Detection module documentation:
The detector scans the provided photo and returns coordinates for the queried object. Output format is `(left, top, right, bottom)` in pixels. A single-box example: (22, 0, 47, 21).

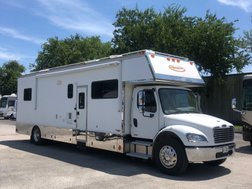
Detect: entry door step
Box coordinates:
(126, 152, 152, 159)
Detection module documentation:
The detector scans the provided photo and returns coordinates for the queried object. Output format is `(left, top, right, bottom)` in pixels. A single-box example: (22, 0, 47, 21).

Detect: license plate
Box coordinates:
(222, 146, 229, 153)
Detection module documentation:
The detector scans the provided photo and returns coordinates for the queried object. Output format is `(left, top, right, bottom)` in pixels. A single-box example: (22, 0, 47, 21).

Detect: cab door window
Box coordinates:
(137, 89, 156, 113)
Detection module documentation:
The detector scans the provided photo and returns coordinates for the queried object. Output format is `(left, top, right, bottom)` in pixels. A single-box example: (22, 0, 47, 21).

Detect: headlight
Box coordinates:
(186, 133, 208, 143)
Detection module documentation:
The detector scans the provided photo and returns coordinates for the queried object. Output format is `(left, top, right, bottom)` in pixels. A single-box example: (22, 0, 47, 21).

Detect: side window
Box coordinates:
(79, 92, 85, 109)
(91, 79, 118, 99)
(68, 84, 73, 99)
(24, 88, 32, 101)
(137, 90, 156, 113)
(8, 100, 15, 106)
(145, 90, 157, 113)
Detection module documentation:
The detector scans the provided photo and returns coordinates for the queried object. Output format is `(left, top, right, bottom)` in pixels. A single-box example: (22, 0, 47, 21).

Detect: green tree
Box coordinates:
(240, 29, 252, 54)
(0, 60, 25, 95)
(112, 5, 250, 77)
(32, 34, 112, 71)
(187, 12, 250, 78)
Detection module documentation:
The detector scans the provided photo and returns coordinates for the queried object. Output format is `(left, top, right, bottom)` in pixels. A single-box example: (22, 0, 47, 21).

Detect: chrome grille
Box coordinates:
(213, 126, 234, 144)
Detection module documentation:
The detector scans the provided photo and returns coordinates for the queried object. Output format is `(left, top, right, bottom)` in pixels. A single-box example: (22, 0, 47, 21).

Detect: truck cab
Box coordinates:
(131, 85, 234, 174)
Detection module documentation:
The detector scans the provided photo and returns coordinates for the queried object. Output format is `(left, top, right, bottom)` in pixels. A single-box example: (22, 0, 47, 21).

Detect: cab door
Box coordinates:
(131, 88, 159, 139)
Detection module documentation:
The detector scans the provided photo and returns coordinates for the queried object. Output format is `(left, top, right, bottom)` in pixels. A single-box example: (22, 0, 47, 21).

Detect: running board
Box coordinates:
(126, 152, 152, 159)
(126, 140, 153, 159)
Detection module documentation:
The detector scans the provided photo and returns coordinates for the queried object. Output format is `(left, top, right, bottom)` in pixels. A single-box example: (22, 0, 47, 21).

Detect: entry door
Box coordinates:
(76, 86, 87, 131)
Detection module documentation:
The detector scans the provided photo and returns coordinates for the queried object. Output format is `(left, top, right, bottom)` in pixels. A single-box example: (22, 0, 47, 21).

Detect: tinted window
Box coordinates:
(68, 84, 73, 99)
(243, 79, 252, 110)
(24, 88, 32, 101)
(92, 79, 118, 99)
(137, 90, 156, 113)
(8, 100, 15, 106)
(0, 97, 7, 108)
(79, 92, 85, 109)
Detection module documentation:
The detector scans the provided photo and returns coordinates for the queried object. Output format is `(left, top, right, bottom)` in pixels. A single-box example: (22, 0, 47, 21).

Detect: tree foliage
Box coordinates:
(112, 6, 250, 77)
(0, 60, 25, 95)
(240, 29, 252, 54)
(32, 34, 111, 71)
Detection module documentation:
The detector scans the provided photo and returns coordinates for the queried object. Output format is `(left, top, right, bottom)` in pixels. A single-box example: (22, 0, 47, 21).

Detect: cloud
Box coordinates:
(35, 0, 113, 38)
(0, 46, 36, 62)
(0, 27, 44, 44)
(0, 48, 22, 61)
(217, 0, 252, 12)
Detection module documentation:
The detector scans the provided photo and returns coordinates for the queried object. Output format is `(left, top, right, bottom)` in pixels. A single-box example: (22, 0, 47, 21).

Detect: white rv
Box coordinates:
(0, 93, 17, 119)
(16, 50, 235, 175)
(232, 74, 252, 146)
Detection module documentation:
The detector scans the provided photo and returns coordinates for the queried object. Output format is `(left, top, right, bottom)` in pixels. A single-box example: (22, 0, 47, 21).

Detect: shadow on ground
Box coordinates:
(0, 139, 231, 180)
(236, 145, 252, 155)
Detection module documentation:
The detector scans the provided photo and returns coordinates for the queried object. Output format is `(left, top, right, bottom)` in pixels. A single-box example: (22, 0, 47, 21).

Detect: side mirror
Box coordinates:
(231, 98, 244, 114)
(231, 98, 237, 109)
(194, 92, 202, 112)
(137, 90, 145, 113)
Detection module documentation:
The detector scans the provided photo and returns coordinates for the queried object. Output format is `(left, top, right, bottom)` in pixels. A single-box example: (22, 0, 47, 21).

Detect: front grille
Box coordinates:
(213, 126, 234, 144)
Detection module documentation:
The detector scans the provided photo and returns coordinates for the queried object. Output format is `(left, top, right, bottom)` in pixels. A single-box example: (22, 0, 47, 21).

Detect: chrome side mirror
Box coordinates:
(137, 90, 145, 113)
(232, 98, 244, 114)
(231, 98, 237, 109)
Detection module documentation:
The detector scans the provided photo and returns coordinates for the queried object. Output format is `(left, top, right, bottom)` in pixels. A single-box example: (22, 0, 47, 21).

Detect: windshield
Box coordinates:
(158, 88, 200, 114)
(0, 97, 7, 108)
(243, 79, 252, 110)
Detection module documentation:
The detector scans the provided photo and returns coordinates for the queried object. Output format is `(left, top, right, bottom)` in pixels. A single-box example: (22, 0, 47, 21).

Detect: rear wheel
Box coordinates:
(154, 137, 188, 175)
(204, 158, 226, 166)
(31, 126, 43, 145)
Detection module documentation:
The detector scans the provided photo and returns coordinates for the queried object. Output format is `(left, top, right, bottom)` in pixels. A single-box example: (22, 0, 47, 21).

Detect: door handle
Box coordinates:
(133, 118, 138, 127)
(77, 111, 80, 115)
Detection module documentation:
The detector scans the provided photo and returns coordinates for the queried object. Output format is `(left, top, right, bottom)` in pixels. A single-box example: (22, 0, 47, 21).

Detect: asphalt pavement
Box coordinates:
(0, 119, 252, 189)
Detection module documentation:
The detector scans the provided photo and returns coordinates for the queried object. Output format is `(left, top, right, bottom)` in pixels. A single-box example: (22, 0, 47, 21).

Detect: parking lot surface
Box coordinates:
(0, 119, 252, 189)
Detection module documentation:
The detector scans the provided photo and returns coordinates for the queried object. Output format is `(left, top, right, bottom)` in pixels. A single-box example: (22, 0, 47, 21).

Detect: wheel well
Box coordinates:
(31, 125, 39, 133)
(152, 131, 184, 156)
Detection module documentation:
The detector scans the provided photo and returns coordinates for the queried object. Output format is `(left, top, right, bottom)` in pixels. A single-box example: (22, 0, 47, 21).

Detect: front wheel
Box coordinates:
(31, 126, 43, 145)
(204, 158, 226, 166)
(154, 137, 188, 175)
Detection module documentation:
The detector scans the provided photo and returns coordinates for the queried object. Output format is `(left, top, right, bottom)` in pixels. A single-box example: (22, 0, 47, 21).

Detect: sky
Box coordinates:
(0, 0, 252, 73)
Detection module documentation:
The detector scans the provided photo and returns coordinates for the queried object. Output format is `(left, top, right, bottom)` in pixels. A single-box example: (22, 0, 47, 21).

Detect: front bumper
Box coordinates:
(185, 143, 235, 163)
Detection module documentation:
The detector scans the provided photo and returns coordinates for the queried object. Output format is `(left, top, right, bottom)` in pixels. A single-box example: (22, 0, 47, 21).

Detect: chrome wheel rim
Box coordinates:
(159, 145, 177, 168)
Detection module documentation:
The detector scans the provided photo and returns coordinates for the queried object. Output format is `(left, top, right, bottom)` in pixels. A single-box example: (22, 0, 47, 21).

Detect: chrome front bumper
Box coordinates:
(185, 143, 235, 162)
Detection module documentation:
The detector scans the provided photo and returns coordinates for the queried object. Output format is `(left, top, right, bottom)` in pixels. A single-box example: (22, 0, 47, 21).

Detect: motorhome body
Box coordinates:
(16, 50, 235, 175)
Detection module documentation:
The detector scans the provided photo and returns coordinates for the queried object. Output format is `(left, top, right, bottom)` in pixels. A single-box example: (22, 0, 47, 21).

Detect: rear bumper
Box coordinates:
(185, 143, 235, 163)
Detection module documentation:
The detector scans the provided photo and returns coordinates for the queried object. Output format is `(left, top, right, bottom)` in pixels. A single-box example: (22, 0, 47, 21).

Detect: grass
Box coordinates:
(234, 125, 242, 133)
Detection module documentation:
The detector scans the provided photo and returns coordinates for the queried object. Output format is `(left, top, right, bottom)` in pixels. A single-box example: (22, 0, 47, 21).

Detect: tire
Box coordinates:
(154, 136, 188, 175)
(204, 158, 226, 166)
(31, 126, 43, 145)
